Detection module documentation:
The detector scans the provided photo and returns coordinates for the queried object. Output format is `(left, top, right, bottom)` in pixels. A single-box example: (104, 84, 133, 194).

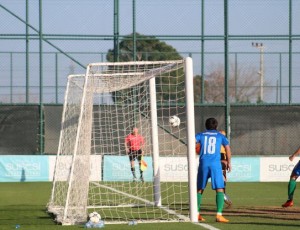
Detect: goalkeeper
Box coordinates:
(125, 127, 145, 182)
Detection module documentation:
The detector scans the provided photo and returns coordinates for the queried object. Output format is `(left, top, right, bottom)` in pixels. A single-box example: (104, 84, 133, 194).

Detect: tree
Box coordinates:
(195, 63, 264, 104)
(106, 33, 185, 103)
(106, 33, 182, 62)
(193, 75, 205, 103)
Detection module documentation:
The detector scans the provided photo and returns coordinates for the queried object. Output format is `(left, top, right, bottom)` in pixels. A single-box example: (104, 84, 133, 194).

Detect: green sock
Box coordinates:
(197, 193, 202, 212)
(288, 179, 296, 200)
(216, 192, 224, 214)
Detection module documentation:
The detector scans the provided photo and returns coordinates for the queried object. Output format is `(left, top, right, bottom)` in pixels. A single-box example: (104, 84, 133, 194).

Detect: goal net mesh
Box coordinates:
(47, 60, 191, 225)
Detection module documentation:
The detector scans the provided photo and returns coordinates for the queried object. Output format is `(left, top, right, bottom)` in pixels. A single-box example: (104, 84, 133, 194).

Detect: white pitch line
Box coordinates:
(194, 222, 221, 230)
(91, 182, 188, 220)
(91, 182, 221, 230)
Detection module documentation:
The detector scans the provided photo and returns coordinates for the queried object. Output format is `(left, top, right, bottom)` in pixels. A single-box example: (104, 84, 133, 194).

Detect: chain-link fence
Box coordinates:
(0, 0, 299, 154)
(1, 105, 300, 156)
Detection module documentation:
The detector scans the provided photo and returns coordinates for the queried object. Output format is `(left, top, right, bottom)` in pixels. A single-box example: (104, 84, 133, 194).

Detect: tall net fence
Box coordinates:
(1, 105, 300, 156)
(0, 0, 299, 104)
(0, 0, 300, 155)
(194, 105, 300, 156)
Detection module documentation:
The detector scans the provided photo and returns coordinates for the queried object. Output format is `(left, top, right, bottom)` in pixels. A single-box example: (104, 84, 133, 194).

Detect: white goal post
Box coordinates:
(47, 57, 197, 225)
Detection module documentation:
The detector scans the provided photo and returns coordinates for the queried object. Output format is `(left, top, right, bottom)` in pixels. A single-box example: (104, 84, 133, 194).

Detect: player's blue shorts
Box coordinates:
(292, 161, 300, 176)
(197, 160, 224, 190)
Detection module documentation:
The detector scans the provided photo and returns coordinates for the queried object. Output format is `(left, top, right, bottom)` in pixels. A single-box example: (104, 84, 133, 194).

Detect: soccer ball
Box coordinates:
(169, 115, 180, 127)
(88, 211, 101, 224)
(85, 211, 104, 228)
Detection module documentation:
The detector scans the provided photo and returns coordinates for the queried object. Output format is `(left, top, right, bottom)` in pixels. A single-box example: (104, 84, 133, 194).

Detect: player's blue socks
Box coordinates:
(216, 192, 225, 214)
(197, 193, 202, 212)
(288, 179, 296, 200)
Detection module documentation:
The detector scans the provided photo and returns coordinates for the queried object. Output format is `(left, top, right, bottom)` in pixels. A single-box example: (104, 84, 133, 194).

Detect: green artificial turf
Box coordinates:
(0, 182, 300, 230)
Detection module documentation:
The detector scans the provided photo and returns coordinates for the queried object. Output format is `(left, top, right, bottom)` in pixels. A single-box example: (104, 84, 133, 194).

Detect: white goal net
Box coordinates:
(47, 58, 197, 225)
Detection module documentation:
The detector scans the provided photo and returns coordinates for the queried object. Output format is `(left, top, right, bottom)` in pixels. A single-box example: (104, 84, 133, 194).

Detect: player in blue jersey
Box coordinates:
(282, 146, 300, 207)
(195, 118, 232, 223)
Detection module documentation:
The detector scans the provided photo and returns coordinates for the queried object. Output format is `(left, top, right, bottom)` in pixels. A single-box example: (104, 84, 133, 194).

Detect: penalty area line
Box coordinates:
(194, 222, 221, 230)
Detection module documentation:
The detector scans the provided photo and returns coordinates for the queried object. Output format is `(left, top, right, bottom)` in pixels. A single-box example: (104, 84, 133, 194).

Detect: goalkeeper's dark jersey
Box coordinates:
(221, 144, 227, 161)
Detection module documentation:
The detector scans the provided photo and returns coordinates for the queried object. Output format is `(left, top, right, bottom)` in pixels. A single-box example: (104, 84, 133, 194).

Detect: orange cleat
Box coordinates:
(282, 200, 293, 208)
(198, 214, 205, 222)
(216, 215, 229, 223)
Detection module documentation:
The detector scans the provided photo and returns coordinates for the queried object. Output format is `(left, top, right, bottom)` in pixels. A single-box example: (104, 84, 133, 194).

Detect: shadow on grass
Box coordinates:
(201, 204, 300, 227)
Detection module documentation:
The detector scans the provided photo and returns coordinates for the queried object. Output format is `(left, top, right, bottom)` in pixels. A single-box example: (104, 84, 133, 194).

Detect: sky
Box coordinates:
(0, 0, 299, 103)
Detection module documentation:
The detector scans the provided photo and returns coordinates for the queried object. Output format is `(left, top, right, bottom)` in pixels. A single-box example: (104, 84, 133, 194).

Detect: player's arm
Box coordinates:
(195, 137, 201, 155)
(141, 137, 145, 155)
(125, 143, 129, 153)
(195, 143, 201, 155)
(289, 146, 300, 161)
(224, 145, 232, 172)
(125, 137, 129, 154)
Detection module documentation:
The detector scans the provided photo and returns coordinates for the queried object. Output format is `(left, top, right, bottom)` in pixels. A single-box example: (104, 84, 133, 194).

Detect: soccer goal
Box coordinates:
(47, 58, 197, 225)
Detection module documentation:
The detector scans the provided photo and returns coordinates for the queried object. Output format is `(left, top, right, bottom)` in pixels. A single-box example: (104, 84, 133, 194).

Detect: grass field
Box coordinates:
(1, 182, 300, 230)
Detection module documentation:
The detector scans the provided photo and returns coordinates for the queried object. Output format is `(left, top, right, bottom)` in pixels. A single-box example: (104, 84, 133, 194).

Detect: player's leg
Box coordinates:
(211, 163, 229, 223)
(129, 151, 137, 181)
(137, 150, 144, 182)
(282, 161, 300, 207)
(215, 189, 229, 223)
(196, 164, 209, 222)
(221, 161, 227, 192)
(282, 175, 297, 207)
(222, 161, 232, 207)
(282, 174, 298, 207)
